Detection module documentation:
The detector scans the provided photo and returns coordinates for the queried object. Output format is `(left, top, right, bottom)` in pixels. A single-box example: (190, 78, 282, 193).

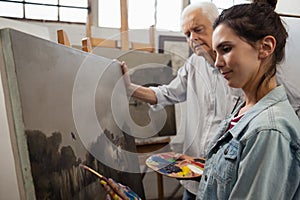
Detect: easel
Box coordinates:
(57, 29, 71, 47)
(82, 0, 155, 53)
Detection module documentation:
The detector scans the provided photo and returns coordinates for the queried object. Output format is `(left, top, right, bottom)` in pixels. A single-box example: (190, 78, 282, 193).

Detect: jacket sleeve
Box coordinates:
(229, 129, 298, 200)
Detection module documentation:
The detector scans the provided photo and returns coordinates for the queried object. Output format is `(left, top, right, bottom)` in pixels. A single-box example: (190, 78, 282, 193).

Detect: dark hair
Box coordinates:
(213, 2, 288, 95)
(251, 0, 277, 9)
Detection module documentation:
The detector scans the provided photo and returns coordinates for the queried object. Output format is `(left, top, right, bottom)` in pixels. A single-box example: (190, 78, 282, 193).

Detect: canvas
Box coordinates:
(0, 28, 145, 199)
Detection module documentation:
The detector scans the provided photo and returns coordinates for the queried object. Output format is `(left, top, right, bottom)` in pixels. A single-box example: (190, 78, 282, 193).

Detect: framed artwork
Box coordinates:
(158, 35, 192, 73)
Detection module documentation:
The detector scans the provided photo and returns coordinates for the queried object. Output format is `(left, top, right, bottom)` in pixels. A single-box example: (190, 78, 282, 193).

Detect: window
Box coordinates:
(99, 0, 156, 29)
(98, 0, 120, 28)
(0, 0, 23, 18)
(98, 0, 251, 32)
(99, 0, 181, 31)
(0, 0, 88, 23)
(156, 0, 182, 31)
(191, 0, 250, 11)
(0, 0, 252, 29)
(128, 0, 155, 29)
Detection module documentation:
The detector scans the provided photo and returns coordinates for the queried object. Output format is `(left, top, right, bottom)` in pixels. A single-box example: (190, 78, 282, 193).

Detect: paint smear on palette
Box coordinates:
(146, 152, 205, 179)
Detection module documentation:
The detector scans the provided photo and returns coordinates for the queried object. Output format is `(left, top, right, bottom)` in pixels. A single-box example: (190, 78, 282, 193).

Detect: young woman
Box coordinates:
(197, 2, 300, 200)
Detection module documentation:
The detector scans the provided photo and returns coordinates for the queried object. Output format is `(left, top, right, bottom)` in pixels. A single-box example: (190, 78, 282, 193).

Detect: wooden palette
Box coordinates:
(146, 152, 205, 179)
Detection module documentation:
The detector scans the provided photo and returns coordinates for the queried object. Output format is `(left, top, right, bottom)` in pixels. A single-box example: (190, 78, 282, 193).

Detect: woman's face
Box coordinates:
(212, 24, 262, 91)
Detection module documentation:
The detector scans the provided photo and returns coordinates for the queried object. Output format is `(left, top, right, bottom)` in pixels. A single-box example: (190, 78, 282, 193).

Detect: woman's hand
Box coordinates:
(103, 178, 141, 200)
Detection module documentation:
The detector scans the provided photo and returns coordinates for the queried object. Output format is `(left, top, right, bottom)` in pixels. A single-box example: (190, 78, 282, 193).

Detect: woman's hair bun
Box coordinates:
(252, 0, 277, 9)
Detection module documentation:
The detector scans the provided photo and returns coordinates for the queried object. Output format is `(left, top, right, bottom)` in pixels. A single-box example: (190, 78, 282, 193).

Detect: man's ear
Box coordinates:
(258, 35, 276, 59)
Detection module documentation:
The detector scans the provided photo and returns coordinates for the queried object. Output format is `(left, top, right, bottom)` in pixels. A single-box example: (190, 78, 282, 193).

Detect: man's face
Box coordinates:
(182, 9, 215, 59)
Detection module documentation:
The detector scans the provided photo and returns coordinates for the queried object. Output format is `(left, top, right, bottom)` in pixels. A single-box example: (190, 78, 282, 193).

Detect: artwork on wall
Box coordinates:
(158, 35, 192, 73)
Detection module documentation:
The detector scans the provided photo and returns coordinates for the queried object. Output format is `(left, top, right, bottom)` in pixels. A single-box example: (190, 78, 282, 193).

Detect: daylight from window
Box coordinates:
(0, 0, 88, 22)
(0, 0, 250, 31)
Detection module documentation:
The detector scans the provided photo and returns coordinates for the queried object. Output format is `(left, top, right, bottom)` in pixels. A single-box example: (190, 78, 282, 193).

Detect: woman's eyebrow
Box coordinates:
(215, 41, 225, 51)
(216, 41, 231, 50)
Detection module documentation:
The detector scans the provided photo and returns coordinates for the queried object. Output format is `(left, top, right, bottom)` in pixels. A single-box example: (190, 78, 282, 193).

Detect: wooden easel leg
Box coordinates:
(157, 173, 164, 200)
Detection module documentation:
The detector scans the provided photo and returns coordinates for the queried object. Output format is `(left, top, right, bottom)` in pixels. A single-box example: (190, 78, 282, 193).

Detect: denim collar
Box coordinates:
(229, 85, 287, 139)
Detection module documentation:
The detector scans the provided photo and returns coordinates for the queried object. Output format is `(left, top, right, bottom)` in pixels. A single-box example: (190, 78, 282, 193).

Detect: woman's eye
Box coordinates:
(222, 46, 232, 53)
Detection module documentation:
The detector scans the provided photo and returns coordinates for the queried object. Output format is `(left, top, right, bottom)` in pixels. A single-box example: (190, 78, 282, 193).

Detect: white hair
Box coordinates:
(180, 1, 219, 27)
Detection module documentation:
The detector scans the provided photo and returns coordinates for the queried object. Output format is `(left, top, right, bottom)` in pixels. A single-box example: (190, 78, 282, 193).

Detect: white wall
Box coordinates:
(277, 17, 300, 117)
(0, 68, 20, 200)
(277, 0, 300, 16)
(0, 17, 50, 40)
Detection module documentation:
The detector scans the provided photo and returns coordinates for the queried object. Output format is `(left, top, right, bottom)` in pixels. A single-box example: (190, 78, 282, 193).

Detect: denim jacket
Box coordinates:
(197, 86, 300, 200)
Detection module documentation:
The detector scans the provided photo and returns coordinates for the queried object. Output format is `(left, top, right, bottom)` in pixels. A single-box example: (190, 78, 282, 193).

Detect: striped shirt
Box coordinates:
(228, 114, 244, 130)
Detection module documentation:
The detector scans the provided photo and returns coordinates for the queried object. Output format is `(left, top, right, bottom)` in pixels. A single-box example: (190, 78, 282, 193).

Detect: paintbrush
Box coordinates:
(80, 164, 124, 200)
(80, 164, 108, 181)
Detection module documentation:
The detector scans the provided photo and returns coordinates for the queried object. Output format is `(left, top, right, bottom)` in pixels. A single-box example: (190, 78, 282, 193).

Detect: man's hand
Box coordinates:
(120, 61, 140, 96)
(121, 61, 132, 88)
(119, 60, 157, 104)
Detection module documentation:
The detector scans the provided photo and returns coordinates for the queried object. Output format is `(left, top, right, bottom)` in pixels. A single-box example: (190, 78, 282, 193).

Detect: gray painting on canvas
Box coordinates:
(0, 28, 145, 199)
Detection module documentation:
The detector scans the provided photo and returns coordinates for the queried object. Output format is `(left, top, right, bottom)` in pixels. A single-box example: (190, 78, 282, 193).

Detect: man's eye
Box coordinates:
(193, 28, 203, 33)
(185, 32, 191, 38)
